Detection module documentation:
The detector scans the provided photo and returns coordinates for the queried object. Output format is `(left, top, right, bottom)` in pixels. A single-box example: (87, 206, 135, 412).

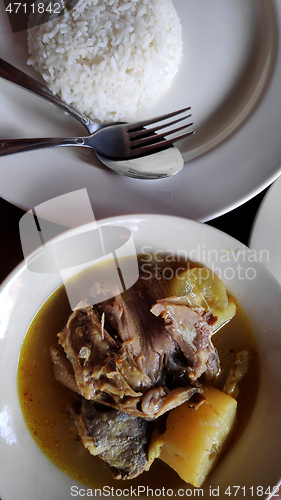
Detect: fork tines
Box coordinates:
(127, 107, 194, 153)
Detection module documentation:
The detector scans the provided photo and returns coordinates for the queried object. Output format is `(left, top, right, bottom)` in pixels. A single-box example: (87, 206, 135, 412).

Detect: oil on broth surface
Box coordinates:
(17, 259, 259, 490)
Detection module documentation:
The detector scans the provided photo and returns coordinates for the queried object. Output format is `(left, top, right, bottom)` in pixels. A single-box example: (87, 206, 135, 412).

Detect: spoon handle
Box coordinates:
(0, 58, 101, 134)
(0, 137, 89, 156)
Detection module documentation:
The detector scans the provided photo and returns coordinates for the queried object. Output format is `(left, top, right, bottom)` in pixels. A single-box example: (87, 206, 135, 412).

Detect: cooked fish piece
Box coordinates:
(53, 275, 220, 419)
(50, 345, 80, 395)
(69, 399, 157, 480)
(57, 306, 145, 402)
(98, 285, 180, 387)
(150, 301, 219, 380)
(53, 303, 203, 418)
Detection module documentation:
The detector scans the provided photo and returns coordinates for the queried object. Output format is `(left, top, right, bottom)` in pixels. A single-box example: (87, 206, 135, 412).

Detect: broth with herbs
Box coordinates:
(18, 255, 259, 490)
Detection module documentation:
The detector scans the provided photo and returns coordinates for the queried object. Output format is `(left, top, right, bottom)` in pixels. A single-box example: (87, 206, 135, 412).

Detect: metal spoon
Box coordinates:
(0, 58, 184, 179)
(96, 148, 183, 179)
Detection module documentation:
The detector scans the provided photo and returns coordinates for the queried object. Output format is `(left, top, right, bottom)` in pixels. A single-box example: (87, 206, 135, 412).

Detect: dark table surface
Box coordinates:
(0, 187, 268, 285)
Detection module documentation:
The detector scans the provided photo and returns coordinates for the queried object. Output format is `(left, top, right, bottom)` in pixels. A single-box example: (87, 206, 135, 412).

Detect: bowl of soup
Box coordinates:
(0, 214, 281, 500)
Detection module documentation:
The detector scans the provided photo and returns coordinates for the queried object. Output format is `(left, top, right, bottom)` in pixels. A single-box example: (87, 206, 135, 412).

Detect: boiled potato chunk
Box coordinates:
(160, 386, 237, 487)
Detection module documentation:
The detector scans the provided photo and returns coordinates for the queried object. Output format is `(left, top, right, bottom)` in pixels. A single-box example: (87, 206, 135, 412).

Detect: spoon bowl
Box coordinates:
(96, 147, 184, 179)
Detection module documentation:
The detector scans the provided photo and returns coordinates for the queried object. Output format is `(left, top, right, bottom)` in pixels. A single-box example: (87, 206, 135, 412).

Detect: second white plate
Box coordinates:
(249, 175, 281, 284)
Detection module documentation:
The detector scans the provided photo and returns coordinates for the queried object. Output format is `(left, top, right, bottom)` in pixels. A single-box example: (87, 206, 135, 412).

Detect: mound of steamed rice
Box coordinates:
(27, 0, 182, 123)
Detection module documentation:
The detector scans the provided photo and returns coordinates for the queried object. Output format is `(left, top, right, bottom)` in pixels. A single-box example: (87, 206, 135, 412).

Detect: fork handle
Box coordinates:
(0, 137, 88, 156)
(0, 58, 100, 134)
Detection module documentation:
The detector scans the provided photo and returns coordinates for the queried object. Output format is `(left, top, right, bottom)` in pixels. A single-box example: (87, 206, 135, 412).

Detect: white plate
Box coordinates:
(1, 214, 281, 500)
(249, 175, 281, 283)
(0, 0, 280, 221)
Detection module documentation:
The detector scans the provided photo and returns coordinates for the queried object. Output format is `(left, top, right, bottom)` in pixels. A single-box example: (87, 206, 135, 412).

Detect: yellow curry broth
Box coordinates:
(17, 259, 259, 489)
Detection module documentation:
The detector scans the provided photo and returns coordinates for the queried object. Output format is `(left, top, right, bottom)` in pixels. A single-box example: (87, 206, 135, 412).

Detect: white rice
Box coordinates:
(27, 0, 182, 122)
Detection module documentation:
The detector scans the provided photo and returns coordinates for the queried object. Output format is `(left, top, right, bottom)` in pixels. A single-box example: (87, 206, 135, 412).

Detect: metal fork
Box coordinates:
(0, 107, 193, 160)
